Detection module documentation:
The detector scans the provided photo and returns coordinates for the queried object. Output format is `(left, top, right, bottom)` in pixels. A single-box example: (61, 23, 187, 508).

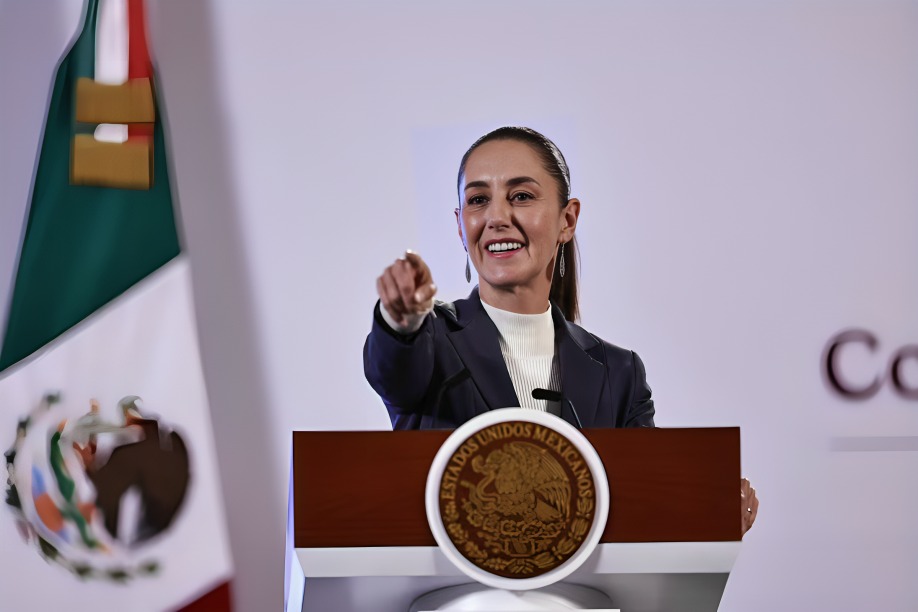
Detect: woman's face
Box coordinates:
(457, 139, 579, 308)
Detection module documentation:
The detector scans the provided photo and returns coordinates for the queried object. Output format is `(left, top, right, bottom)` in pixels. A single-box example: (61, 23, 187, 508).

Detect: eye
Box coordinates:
(467, 194, 489, 206)
(510, 191, 534, 202)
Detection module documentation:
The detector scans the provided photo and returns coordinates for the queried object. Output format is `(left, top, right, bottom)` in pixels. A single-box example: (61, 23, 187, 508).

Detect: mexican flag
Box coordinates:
(0, 0, 233, 609)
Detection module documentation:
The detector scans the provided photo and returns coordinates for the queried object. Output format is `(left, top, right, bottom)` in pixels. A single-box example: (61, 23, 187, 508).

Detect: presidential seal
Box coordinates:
(426, 409, 609, 590)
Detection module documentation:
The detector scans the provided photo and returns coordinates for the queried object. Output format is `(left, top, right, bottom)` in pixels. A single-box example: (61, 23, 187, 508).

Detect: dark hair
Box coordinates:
(457, 126, 580, 322)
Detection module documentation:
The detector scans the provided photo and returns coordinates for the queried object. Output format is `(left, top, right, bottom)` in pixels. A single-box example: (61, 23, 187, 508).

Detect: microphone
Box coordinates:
(531, 388, 561, 402)
(531, 388, 583, 429)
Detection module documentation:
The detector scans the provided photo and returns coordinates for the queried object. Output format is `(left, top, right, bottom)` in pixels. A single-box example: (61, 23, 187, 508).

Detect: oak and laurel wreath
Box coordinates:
(4, 393, 160, 582)
(441, 485, 596, 575)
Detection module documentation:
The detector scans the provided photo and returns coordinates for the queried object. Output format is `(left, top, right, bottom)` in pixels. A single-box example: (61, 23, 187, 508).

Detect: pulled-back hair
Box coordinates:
(457, 126, 580, 322)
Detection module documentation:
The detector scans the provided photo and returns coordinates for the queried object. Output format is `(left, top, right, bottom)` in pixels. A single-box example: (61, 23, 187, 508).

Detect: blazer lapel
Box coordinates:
(554, 308, 604, 428)
(445, 289, 520, 412)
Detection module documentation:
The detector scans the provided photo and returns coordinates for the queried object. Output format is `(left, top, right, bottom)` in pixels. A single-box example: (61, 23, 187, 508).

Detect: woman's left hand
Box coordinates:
(741, 478, 758, 535)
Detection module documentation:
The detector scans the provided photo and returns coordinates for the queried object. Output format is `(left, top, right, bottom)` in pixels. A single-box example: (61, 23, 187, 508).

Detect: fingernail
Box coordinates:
(414, 291, 423, 303)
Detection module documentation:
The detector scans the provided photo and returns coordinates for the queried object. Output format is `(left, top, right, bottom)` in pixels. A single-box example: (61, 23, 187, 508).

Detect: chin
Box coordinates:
(479, 274, 531, 291)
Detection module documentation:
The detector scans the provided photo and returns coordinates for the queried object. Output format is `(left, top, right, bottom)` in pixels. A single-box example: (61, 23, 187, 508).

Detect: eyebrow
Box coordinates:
(463, 176, 541, 191)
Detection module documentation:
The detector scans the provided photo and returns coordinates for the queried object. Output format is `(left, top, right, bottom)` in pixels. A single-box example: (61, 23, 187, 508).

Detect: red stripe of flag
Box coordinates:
(127, 0, 153, 144)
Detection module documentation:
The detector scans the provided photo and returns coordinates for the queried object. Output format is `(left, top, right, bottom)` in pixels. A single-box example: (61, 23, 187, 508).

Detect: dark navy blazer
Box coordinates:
(363, 288, 655, 430)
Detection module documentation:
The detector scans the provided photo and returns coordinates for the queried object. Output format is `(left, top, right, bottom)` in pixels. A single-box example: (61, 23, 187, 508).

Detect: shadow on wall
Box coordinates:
(151, 1, 283, 609)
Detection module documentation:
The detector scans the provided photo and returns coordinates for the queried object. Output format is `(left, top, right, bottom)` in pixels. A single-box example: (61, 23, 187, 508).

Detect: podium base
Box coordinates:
(409, 582, 618, 611)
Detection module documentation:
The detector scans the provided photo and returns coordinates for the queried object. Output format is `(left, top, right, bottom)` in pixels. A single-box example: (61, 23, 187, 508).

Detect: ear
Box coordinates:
(455, 207, 467, 251)
(559, 198, 580, 243)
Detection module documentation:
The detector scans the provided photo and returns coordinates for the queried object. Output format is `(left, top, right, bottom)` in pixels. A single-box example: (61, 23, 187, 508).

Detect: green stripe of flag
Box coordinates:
(0, 0, 180, 372)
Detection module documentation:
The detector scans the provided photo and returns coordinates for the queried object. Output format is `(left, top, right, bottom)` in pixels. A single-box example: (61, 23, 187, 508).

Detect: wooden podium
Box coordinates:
(288, 427, 742, 612)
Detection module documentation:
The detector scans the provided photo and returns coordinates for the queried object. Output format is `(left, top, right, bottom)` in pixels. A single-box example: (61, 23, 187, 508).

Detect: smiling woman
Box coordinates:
(364, 125, 757, 533)
(456, 129, 580, 321)
(364, 126, 654, 432)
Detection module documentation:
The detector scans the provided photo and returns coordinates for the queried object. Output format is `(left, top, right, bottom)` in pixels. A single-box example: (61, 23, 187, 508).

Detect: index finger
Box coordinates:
(403, 250, 432, 283)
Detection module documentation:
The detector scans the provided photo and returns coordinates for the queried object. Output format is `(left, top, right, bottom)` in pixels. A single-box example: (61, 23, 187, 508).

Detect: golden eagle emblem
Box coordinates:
(439, 421, 596, 578)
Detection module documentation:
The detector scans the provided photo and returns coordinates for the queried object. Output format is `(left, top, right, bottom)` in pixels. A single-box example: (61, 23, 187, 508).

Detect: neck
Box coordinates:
(478, 282, 550, 315)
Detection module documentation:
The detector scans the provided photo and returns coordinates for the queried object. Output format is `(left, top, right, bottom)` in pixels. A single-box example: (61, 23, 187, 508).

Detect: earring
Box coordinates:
(559, 243, 566, 278)
(465, 254, 471, 283)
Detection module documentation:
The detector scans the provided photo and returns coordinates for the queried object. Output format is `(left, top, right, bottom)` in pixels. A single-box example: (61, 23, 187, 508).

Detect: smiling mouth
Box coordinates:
(486, 242, 524, 253)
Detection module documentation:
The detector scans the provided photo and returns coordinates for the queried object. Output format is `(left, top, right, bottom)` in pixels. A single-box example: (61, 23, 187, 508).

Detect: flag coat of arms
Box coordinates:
(0, 0, 233, 609)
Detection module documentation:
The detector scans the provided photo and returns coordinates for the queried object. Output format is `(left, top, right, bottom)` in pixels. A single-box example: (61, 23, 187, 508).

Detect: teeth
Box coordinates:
(488, 242, 522, 252)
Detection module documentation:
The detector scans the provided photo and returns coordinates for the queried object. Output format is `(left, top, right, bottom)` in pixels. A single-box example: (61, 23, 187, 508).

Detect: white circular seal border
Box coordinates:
(425, 408, 610, 591)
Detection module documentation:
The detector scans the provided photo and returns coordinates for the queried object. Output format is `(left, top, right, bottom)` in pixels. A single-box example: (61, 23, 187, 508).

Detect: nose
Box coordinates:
(486, 197, 512, 230)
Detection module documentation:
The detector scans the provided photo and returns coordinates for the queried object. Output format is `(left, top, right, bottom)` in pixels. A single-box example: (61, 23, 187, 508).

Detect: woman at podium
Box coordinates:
(364, 126, 758, 533)
(364, 126, 654, 432)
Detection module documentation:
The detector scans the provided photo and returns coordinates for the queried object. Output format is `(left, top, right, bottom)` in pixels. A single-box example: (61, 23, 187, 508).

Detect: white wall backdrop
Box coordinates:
(2, 1, 917, 610)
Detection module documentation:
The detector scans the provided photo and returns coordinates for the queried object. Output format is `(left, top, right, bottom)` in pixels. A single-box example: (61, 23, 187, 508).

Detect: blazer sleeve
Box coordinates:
(624, 351, 656, 427)
(363, 301, 435, 419)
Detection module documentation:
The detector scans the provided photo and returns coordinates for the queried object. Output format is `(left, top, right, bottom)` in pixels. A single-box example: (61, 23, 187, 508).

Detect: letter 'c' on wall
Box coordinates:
(823, 330, 882, 399)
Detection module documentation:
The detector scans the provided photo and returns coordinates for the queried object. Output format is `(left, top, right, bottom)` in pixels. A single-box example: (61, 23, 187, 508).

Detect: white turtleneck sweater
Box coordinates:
(380, 299, 562, 413)
(480, 301, 561, 413)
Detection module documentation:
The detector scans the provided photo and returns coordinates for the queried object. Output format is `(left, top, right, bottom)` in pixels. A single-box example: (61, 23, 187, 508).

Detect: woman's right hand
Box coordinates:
(376, 250, 437, 333)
